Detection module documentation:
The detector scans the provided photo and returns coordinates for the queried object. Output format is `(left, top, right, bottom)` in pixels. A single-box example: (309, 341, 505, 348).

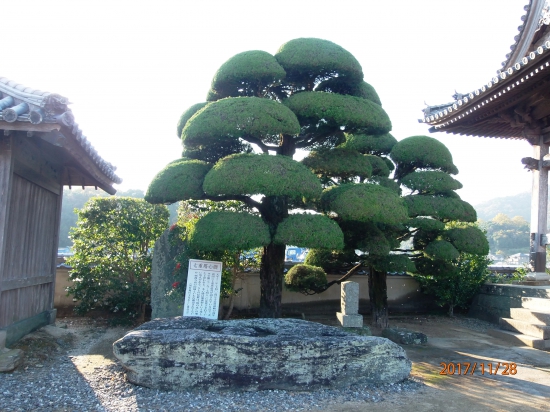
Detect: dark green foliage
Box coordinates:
(406, 217, 446, 232)
(371, 254, 416, 273)
(341, 133, 396, 155)
(66, 198, 169, 320)
(365, 154, 391, 177)
(284, 92, 391, 134)
(188, 211, 271, 251)
(284, 264, 327, 294)
(322, 183, 409, 225)
(370, 176, 401, 193)
(275, 38, 363, 84)
(273, 213, 344, 249)
(356, 224, 391, 256)
(401, 171, 463, 195)
(181, 138, 253, 163)
(415, 257, 458, 277)
(444, 226, 489, 255)
(391, 135, 459, 179)
(203, 153, 322, 199)
(210, 50, 286, 99)
(317, 79, 382, 105)
(182, 97, 301, 146)
(177, 102, 208, 138)
(304, 248, 358, 273)
(415, 253, 491, 316)
(302, 148, 372, 179)
(424, 240, 460, 261)
(405, 195, 477, 222)
(145, 159, 211, 204)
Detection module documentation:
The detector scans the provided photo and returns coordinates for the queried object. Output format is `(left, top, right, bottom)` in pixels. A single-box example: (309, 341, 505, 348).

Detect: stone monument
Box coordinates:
(336, 281, 363, 327)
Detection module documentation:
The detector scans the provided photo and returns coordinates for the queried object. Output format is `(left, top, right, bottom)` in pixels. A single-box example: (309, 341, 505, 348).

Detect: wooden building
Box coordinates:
(0, 77, 121, 345)
(421, 0, 550, 281)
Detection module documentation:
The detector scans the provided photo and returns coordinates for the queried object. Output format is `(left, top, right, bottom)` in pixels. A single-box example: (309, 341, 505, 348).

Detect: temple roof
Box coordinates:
(0, 77, 121, 194)
(420, 0, 550, 141)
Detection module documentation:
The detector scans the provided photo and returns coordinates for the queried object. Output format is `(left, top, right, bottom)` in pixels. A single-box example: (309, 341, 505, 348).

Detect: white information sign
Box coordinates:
(183, 259, 223, 319)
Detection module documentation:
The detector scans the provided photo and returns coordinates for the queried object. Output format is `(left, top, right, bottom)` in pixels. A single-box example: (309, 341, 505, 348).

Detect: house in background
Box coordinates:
(0, 77, 121, 346)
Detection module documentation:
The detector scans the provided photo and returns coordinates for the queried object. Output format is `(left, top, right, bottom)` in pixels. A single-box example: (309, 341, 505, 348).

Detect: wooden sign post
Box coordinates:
(183, 259, 223, 319)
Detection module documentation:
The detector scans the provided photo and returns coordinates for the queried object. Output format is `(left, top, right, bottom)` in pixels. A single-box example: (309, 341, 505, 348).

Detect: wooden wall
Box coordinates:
(0, 134, 62, 329)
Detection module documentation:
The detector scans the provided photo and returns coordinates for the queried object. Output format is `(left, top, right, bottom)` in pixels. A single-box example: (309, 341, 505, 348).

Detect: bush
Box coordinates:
(414, 253, 491, 316)
(284, 264, 327, 294)
(66, 197, 169, 322)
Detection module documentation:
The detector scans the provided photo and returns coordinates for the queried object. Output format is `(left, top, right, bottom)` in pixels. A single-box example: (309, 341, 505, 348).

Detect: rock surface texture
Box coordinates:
(113, 317, 411, 391)
(382, 327, 428, 345)
(150, 229, 183, 319)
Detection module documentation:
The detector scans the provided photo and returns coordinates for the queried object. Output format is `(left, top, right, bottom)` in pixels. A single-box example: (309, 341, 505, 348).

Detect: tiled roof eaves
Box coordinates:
(419, 40, 550, 132)
(500, 0, 537, 70)
(0, 77, 122, 185)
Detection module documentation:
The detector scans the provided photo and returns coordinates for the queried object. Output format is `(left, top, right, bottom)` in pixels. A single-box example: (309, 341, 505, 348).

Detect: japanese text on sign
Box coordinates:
(183, 259, 222, 320)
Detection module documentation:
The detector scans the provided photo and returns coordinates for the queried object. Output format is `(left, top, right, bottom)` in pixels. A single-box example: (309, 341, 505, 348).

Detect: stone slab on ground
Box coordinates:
(0, 349, 24, 372)
(382, 327, 428, 345)
(113, 317, 411, 391)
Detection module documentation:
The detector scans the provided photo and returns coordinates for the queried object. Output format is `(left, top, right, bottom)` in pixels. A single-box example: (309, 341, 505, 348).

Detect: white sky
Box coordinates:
(2, 0, 533, 205)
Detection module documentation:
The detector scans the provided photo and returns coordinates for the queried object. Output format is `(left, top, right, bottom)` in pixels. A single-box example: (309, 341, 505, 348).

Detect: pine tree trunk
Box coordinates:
(368, 267, 389, 328)
(259, 243, 285, 318)
(258, 195, 288, 318)
(223, 255, 240, 320)
(448, 304, 454, 317)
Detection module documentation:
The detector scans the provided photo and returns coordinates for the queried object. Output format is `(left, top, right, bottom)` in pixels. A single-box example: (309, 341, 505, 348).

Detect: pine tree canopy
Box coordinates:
(444, 226, 489, 255)
(203, 153, 322, 199)
(284, 91, 391, 133)
(182, 97, 301, 146)
(145, 159, 211, 204)
(400, 171, 463, 195)
(188, 211, 271, 251)
(209, 50, 286, 99)
(177, 102, 208, 138)
(391, 135, 459, 179)
(316, 79, 382, 105)
(301, 148, 372, 179)
(321, 183, 409, 225)
(341, 132, 397, 155)
(404, 195, 477, 222)
(273, 214, 344, 249)
(424, 240, 460, 261)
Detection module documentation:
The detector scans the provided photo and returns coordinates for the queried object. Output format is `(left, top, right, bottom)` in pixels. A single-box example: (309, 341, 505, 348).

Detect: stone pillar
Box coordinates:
(336, 281, 363, 327)
(528, 136, 550, 282)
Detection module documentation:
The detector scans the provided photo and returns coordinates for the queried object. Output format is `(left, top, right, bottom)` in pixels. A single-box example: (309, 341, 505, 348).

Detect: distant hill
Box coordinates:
(474, 192, 531, 222)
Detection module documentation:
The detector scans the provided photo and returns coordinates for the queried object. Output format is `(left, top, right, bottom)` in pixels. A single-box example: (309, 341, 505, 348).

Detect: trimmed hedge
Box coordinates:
(177, 102, 208, 138)
(444, 226, 489, 255)
(284, 264, 327, 293)
(404, 195, 477, 222)
(424, 240, 460, 261)
(401, 171, 463, 194)
(341, 132, 397, 155)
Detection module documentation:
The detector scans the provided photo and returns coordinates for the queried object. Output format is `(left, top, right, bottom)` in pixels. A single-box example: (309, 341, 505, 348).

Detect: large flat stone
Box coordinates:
(113, 317, 411, 391)
(0, 349, 24, 372)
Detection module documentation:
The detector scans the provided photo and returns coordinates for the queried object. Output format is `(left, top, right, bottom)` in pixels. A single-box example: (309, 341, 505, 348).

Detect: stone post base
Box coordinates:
(337, 312, 363, 328)
(524, 272, 550, 281)
(520, 272, 550, 286)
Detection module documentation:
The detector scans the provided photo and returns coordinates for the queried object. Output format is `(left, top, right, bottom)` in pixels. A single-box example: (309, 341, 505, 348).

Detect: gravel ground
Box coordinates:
(0, 315, 493, 412)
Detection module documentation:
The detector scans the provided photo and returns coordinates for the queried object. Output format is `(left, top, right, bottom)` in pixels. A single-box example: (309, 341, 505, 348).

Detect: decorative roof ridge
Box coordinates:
(500, 0, 547, 71)
(0, 76, 122, 185)
(420, 39, 550, 126)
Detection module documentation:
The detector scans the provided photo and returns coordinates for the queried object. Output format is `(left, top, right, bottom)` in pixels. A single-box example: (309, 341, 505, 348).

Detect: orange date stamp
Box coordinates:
(439, 362, 517, 376)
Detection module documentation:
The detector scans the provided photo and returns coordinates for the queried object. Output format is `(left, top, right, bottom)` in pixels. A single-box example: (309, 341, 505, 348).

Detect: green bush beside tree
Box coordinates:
(66, 197, 169, 322)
